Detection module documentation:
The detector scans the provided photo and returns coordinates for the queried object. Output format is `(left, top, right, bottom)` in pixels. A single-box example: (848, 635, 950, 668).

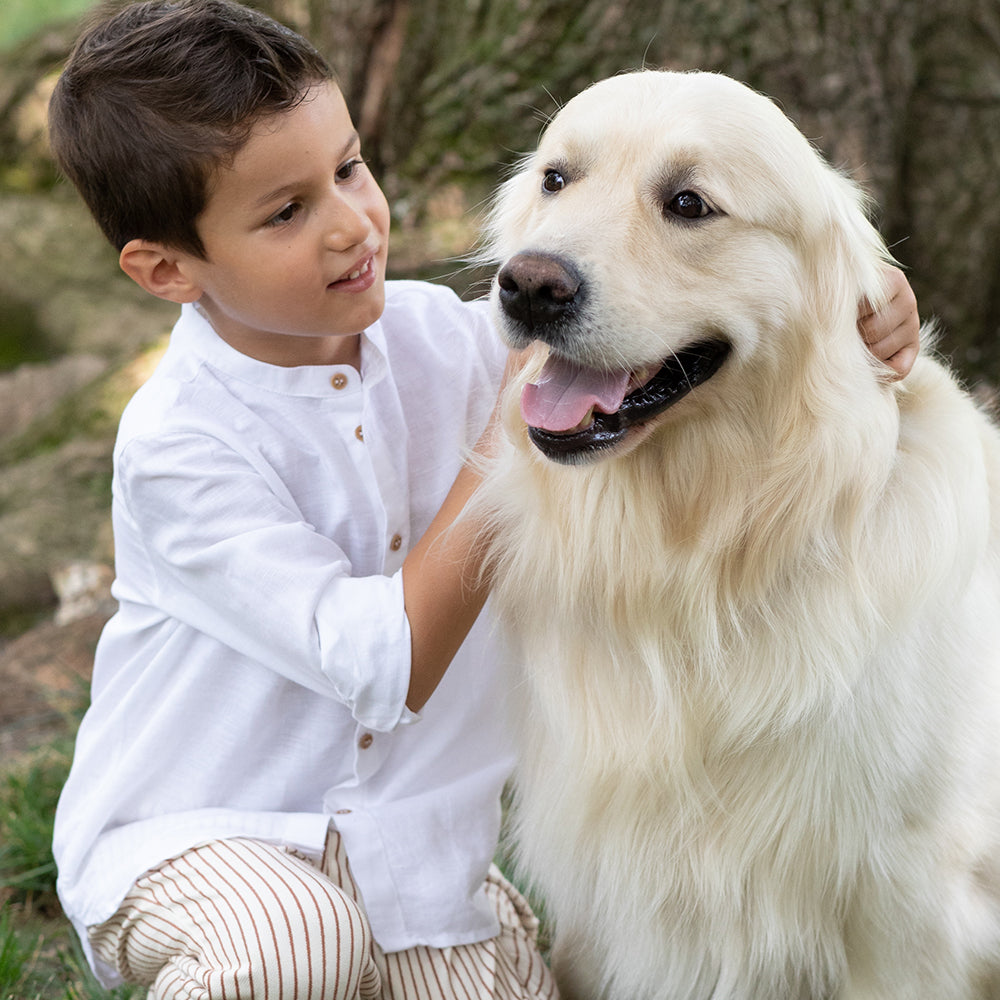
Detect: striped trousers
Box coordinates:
(88, 828, 559, 1000)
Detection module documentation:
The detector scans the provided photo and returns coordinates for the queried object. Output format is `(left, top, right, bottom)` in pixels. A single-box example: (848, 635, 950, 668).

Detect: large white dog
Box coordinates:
(476, 70, 1000, 1000)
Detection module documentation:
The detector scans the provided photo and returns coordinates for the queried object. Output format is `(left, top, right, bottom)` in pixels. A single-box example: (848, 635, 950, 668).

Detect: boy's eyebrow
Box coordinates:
(253, 131, 361, 209)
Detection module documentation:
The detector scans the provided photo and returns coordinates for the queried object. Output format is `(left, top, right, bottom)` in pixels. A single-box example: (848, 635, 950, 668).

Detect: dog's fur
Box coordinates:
(476, 70, 1000, 999)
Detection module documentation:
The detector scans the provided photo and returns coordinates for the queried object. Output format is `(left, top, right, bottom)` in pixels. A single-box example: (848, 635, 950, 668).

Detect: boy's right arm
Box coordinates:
(401, 344, 530, 711)
(400, 347, 518, 711)
(118, 355, 512, 726)
(400, 446, 492, 713)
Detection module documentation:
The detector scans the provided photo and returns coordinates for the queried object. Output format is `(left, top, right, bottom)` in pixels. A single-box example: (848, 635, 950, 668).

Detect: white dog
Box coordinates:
(476, 70, 1000, 1000)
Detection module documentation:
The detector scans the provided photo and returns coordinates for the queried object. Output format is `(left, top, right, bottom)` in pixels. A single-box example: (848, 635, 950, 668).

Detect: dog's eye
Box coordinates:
(542, 169, 566, 193)
(665, 191, 712, 220)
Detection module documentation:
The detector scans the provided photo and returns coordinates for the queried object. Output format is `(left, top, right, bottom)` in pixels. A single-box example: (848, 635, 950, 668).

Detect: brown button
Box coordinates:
(389, 533, 403, 551)
(334, 808, 352, 815)
(358, 733, 373, 750)
(354, 425, 364, 441)
(330, 373, 348, 389)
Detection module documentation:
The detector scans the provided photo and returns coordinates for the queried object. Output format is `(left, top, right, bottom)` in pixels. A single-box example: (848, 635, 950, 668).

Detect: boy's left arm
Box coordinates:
(859, 266, 920, 379)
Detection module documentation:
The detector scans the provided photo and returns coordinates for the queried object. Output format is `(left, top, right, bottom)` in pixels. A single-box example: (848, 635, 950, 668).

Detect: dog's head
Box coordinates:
(486, 70, 894, 464)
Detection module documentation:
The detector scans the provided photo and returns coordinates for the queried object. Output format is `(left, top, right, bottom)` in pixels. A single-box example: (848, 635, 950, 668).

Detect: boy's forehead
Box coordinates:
(246, 80, 351, 149)
(209, 82, 356, 203)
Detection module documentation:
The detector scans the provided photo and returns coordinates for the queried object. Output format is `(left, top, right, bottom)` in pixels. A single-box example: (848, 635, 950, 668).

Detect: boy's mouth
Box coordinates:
(330, 254, 376, 288)
(345, 259, 371, 281)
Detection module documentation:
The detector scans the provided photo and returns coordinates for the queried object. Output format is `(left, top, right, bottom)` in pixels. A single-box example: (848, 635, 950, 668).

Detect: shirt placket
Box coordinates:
(358, 374, 409, 577)
(330, 361, 406, 791)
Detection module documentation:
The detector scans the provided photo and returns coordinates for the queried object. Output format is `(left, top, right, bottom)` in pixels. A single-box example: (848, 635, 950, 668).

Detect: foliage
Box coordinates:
(0, 903, 137, 999)
(0, 905, 32, 998)
(0, 298, 54, 371)
(0, 749, 67, 905)
(0, 730, 138, 998)
(0, 0, 95, 51)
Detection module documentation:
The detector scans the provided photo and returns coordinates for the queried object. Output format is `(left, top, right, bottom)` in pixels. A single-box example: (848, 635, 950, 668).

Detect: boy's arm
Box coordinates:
(401, 455, 491, 712)
(401, 365, 510, 713)
(860, 266, 919, 379)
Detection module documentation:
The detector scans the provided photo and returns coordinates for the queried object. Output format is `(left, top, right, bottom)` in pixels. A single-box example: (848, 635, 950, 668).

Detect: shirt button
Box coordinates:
(334, 808, 352, 815)
(354, 425, 364, 441)
(330, 373, 348, 390)
(358, 733, 373, 750)
(389, 533, 402, 551)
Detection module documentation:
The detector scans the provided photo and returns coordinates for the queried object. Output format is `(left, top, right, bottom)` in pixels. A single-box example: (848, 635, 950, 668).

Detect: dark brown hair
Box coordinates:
(48, 0, 333, 257)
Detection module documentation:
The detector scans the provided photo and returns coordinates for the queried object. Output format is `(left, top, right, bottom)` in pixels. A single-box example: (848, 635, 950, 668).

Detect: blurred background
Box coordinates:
(1, 0, 998, 996)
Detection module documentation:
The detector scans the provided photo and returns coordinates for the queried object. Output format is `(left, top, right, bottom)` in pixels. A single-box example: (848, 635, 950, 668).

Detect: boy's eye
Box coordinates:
(336, 157, 365, 182)
(266, 202, 300, 227)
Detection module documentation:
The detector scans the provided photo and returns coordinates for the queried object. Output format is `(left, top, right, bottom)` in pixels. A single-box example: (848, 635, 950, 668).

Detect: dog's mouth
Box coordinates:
(521, 339, 731, 462)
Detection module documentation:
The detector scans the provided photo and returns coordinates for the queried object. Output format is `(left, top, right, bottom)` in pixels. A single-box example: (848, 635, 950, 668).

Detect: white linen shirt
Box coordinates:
(53, 281, 514, 986)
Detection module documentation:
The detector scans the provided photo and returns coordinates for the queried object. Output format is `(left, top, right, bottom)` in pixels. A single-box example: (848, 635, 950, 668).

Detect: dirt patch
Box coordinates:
(0, 578, 113, 769)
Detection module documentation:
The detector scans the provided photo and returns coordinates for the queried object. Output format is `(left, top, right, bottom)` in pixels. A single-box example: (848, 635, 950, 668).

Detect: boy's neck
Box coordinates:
(195, 303, 363, 369)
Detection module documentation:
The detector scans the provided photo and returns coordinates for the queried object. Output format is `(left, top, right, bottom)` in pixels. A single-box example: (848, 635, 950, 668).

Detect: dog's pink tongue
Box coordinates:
(521, 354, 631, 432)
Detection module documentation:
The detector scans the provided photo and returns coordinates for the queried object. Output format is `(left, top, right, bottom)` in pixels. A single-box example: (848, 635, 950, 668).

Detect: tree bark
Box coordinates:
(298, 0, 999, 381)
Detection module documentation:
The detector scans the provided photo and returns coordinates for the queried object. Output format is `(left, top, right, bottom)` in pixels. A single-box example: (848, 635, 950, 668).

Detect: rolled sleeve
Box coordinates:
(118, 429, 415, 726)
(315, 570, 414, 731)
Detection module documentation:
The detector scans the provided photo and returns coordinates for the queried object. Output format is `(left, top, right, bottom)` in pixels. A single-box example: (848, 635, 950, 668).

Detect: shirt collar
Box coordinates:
(176, 302, 388, 398)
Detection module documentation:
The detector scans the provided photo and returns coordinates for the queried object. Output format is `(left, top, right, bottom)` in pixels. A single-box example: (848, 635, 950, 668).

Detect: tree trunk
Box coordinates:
(299, 0, 999, 382)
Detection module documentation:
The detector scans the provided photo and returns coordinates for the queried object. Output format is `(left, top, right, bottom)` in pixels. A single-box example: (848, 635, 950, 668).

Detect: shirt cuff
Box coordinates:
(315, 569, 413, 731)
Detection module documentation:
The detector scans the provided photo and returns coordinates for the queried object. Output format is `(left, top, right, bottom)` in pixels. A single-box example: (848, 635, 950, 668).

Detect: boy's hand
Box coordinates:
(859, 266, 919, 380)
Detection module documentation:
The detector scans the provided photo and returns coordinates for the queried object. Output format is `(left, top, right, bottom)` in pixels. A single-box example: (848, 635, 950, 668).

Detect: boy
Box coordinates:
(48, 2, 919, 998)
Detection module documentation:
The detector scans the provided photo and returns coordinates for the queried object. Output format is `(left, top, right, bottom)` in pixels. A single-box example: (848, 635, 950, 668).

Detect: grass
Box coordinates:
(0, 0, 96, 50)
(0, 754, 64, 899)
(0, 731, 137, 999)
(0, 903, 136, 1000)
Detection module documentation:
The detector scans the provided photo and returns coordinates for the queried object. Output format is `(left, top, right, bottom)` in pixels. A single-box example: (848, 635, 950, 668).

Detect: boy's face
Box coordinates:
(180, 82, 390, 367)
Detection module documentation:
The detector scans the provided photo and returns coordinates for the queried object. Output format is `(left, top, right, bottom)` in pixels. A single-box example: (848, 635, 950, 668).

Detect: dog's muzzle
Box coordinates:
(495, 251, 730, 464)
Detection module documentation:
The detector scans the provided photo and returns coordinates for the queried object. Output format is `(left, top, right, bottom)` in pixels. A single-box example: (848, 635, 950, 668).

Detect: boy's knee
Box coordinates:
(147, 885, 381, 999)
(96, 841, 382, 1000)
(290, 880, 382, 1000)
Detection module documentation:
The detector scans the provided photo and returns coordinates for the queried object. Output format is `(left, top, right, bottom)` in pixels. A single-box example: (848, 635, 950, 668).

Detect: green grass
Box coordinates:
(0, 0, 96, 50)
(0, 906, 32, 997)
(0, 731, 136, 998)
(0, 754, 64, 900)
(0, 902, 137, 1000)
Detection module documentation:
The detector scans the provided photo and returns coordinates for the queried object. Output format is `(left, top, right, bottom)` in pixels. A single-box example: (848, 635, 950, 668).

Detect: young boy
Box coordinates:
(48, 2, 919, 998)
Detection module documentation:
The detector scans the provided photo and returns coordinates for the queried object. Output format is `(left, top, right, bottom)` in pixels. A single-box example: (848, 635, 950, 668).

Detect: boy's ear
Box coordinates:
(119, 239, 203, 304)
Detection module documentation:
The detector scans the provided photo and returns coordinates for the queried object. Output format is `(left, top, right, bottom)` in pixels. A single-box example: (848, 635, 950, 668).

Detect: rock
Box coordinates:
(0, 354, 108, 446)
(0, 190, 177, 363)
(0, 608, 109, 766)
(0, 437, 115, 628)
(0, 562, 57, 622)
(51, 560, 114, 626)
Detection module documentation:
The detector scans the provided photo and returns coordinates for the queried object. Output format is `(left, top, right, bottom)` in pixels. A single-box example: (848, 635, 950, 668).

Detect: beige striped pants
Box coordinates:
(88, 828, 559, 1000)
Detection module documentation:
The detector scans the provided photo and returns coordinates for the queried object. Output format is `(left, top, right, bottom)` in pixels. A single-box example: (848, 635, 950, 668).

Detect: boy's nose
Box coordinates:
(324, 196, 371, 251)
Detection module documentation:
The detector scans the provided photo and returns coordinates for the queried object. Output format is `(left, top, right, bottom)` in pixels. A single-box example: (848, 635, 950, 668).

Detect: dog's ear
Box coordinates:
(808, 167, 895, 328)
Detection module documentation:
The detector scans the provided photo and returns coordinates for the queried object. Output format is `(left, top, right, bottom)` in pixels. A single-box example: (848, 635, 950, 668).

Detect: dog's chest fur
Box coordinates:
(481, 359, 1000, 1000)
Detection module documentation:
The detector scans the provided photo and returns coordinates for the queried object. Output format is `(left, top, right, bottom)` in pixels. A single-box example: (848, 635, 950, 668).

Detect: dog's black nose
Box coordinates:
(497, 252, 583, 328)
